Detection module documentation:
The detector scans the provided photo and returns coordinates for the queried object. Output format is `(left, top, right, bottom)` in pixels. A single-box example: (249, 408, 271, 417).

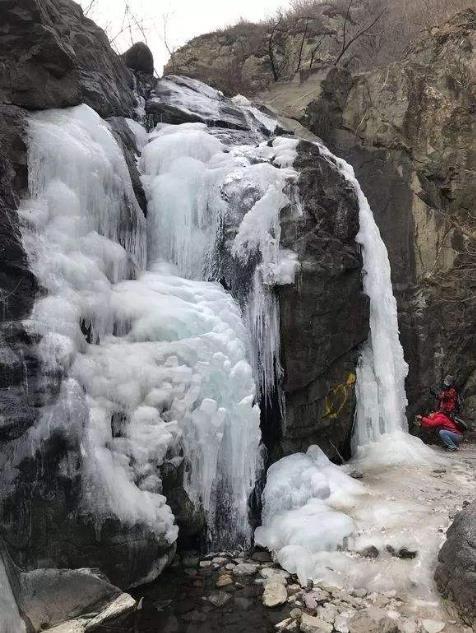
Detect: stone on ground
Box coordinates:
(207, 591, 231, 607)
(263, 581, 288, 607)
(299, 613, 333, 633)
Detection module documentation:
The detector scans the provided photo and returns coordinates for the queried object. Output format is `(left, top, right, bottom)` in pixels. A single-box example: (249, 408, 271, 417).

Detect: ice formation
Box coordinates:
(15, 86, 301, 553)
(255, 446, 364, 584)
(141, 121, 299, 404)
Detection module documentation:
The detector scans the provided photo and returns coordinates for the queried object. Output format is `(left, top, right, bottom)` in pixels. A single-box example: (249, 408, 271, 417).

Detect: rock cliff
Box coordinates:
(259, 9, 476, 422)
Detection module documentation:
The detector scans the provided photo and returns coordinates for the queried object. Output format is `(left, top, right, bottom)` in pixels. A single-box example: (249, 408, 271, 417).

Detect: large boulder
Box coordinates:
(434, 500, 476, 624)
(278, 141, 369, 459)
(122, 42, 154, 76)
(0, 0, 135, 117)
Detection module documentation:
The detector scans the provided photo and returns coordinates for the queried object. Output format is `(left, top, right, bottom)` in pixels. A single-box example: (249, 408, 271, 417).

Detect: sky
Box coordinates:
(80, 0, 285, 74)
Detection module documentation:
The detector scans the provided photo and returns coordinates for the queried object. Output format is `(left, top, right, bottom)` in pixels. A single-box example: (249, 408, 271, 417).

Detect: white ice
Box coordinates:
(142, 121, 299, 404)
(17, 91, 301, 552)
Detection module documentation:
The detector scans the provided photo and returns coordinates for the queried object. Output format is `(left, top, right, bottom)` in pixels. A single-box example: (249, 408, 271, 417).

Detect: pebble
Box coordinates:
(300, 613, 334, 633)
(421, 620, 445, 633)
(304, 589, 329, 609)
(225, 563, 235, 570)
(334, 614, 350, 633)
(233, 562, 259, 576)
(287, 583, 301, 596)
(212, 556, 228, 565)
(275, 618, 292, 630)
(216, 574, 233, 588)
(199, 560, 211, 568)
(289, 608, 302, 620)
(207, 591, 231, 608)
(262, 581, 288, 607)
(317, 604, 337, 624)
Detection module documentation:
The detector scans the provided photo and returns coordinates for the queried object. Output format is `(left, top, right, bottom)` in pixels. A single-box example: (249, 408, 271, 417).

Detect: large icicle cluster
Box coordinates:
(15, 81, 302, 552)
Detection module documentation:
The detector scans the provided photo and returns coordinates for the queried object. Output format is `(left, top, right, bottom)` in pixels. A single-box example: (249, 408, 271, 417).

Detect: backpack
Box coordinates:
(453, 415, 469, 432)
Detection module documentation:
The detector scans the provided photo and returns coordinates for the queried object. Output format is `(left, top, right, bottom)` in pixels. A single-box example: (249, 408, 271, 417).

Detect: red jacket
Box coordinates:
(437, 387, 459, 414)
(421, 412, 463, 435)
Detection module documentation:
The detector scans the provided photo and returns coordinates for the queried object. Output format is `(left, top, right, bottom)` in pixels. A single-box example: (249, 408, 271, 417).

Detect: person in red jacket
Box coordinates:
(416, 409, 463, 451)
(434, 375, 460, 415)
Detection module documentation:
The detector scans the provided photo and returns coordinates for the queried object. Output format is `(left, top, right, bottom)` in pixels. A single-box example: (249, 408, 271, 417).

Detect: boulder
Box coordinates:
(435, 499, 476, 624)
(0, 0, 135, 117)
(122, 42, 154, 75)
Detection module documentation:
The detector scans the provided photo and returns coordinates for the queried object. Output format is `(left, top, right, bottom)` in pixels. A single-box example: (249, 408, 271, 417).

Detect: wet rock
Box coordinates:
(252, 550, 273, 563)
(207, 591, 231, 607)
(233, 562, 259, 576)
(216, 574, 233, 588)
(263, 581, 288, 607)
(287, 584, 302, 596)
(421, 621, 445, 633)
(300, 613, 333, 633)
(84, 593, 136, 631)
(350, 471, 364, 479)
(359, 545, 379, 558)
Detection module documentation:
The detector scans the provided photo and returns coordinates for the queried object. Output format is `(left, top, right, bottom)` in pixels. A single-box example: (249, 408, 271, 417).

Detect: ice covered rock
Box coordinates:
(146, 75, 248, 129)
(263, 581, 288, 607)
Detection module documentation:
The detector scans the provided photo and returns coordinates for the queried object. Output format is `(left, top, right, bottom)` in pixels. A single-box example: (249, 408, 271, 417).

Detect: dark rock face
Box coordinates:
(123, 42, 155, 75)
(303, 9, 476, 421)
(435, 500, 476, 624)
(0, 0, 135, 117)
(278, 142, 369, 460)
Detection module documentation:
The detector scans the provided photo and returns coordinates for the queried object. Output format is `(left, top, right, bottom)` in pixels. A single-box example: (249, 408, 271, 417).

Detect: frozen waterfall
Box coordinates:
(314, 144, 410, 453)
(17, 95, 301, 552)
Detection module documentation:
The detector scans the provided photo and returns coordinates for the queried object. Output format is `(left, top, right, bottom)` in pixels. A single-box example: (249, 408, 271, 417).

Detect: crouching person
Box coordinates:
(415, 412, 464, 451)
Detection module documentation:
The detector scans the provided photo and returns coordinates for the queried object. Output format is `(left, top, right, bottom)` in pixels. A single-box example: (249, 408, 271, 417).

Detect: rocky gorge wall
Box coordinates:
(258, 9, 476, 424)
